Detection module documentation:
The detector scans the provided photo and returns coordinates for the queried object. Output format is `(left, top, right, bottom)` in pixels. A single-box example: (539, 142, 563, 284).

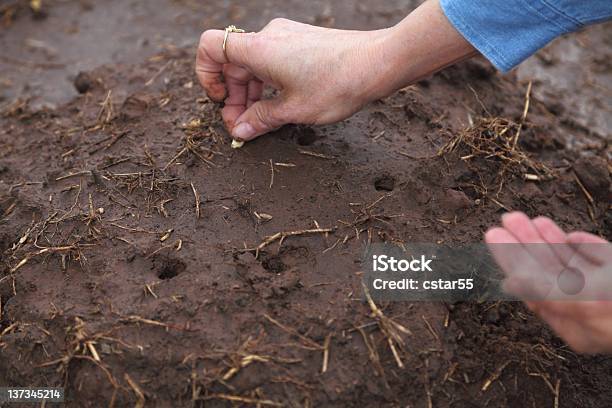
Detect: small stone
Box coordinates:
(74, 72, 93, 94)
(231, 139, 245, 149)
(443, 189, 473, 210)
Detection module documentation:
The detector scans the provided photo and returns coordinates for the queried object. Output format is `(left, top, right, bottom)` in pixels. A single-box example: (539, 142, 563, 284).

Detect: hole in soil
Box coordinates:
(296, 128, 317, 146)
(374, 175, 395, 192)
(157, 258, 186, 280)
(261, 255, 286, 273)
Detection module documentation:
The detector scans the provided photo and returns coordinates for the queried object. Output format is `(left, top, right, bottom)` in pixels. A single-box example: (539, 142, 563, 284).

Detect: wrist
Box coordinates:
(370, 0, 477, 97)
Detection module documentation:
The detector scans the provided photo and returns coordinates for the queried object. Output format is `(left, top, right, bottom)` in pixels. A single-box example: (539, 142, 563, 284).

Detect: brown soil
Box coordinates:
(1, 1, 611, 407)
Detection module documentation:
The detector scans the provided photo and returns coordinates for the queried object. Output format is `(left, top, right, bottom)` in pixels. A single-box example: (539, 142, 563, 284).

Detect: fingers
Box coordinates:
(247, 79, 263, 108)
(567, 232, 612, 265)
(501, 212, 566, 276)
(484, 227, 523, 273)
(232, 98, 292, 141)
(535, 307, 595, 353)
(222, 64, 253, 130)
(531, 217, 566, 243)
(532, 217, 573, 266)
(501, 212, 541, 243)
(196, 29, 253, 102)
(485, 226, 552, 298)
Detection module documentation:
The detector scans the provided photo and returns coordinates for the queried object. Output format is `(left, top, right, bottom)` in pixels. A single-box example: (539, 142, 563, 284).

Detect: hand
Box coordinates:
(195, 0, 475, 142)
(485, 212, 612, 354)
(196, 20, 391, 141)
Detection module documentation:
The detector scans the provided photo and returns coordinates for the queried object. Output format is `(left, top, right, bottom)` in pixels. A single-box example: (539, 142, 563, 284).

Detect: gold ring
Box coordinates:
(223, 25, 245, 63)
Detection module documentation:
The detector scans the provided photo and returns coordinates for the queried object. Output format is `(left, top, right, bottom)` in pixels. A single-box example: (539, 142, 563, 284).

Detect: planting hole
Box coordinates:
(158, 258, 186, 280)
(296, 128, 317, 146)
(374, 175, 395, 191)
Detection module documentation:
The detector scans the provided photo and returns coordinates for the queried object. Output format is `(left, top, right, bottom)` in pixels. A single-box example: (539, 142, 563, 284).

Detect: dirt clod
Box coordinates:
(73, 72, 93, 94)
(574, 156, 611, 202)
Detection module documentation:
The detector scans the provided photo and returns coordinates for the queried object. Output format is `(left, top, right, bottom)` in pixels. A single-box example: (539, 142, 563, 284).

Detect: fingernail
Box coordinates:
(233, 122, 256, 140)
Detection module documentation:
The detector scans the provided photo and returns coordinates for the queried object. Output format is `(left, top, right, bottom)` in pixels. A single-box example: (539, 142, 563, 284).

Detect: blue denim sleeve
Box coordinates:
(440, 0, 612, 72)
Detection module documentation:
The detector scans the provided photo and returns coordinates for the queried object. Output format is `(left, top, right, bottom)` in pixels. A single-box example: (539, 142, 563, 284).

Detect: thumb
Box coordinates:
(231, 98, 291, 141)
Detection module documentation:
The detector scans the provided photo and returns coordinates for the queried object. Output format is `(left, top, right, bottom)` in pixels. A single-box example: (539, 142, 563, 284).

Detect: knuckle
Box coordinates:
(255, 103, 284, 129)
(266, 17, 289, 29)
(248, 33, 264, 51)
(199, 30, 214, 46)
(254, 104, 275, 129)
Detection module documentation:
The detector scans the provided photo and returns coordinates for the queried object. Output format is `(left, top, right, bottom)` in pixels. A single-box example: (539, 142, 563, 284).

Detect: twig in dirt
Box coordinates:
(164, 132, 219, 170)
(158, 198, 173, 217)
(573, 172, 594, 205)
(528, 370, 558, 395)
(202, 394, 283, 407)
(438, 107, 552, 199)
(222, 354, 270, 381)
(119, 315, 186, 331)
(145, 60, 172, 87)
(421, 315, 439, 342)
(0, 322, 18, 338)
(10, 246, 78, 273)
(298, 149, 335, 160)
(512, 81, 532, 150)
(322, 238, 341, 254)
(55, 171, 92, 181)
(145, 240, 181, 259)
(159, 229, 173, 242)
(554, 379, 560, 408)
(467, 85, 491, 117)
(263, 314, 323, 350)
(86, 341, 101, 362)
(573, 172, 596, 222)
(362, 282, 411, 369)
(121, 316, 165, 328)
(482, 360, 511, 391)
(144, 283, 159, 299)
(191, 182, 201, 219)
(96, 90, 114, 125)
(321, 333, 332, 373)
(269, 159, 275, 189)
(90, 131, 129, 154)
(243, 227, 335, 258)
(125, 373, 146, 408)
(109, 223, 157, 235)
(356, 326, 389, 388)
(164, 146, 188, 170)
(365, 193, 392, 211)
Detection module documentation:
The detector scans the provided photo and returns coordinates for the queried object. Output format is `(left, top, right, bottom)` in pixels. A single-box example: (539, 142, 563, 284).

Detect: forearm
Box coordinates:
(370, 0, 477, 99)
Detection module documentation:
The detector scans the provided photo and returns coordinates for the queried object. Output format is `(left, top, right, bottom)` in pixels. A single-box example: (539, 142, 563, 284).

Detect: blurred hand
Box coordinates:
(486, 212, 612, 354)
(196, 20, 392, 141)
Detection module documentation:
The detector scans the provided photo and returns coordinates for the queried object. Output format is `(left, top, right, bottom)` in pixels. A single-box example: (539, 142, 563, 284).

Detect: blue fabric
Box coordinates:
(440, 0, 612, 72)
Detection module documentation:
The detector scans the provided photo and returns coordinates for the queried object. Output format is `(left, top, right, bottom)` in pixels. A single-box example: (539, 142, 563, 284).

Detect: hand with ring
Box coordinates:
(195, 0, 476, 143)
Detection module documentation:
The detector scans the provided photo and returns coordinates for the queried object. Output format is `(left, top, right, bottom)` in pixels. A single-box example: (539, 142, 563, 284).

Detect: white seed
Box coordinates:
(231, 139, 245, 149)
